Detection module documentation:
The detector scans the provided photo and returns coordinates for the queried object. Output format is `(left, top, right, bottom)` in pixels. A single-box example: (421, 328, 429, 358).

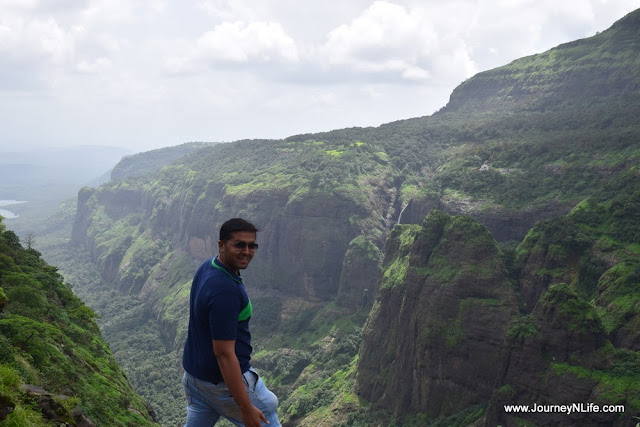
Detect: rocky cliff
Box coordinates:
(357, 211, 517, 419)
(71, 141, 392, 306)
(358, 195, 640, 425)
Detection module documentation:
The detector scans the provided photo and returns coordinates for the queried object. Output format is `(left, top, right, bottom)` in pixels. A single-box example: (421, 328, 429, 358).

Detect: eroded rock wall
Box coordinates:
(357, 210, 517, 418)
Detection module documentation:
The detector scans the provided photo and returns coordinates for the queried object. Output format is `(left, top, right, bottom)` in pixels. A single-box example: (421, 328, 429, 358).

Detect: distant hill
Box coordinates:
(0, 145, 131, 195)
(110, 142, 214, 181)
(0, 145, 132, 235)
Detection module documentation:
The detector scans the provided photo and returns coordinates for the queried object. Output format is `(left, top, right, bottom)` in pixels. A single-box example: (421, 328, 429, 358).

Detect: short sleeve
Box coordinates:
(208, 290, 241, 340)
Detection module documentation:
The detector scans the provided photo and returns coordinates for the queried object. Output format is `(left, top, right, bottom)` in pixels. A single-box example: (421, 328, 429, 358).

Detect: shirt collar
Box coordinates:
(212, 256, 243, 283)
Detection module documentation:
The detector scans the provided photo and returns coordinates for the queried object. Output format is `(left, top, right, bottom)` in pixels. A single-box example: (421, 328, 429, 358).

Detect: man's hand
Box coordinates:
(241, 403, 268, 426)
(213, 339, 270, 425)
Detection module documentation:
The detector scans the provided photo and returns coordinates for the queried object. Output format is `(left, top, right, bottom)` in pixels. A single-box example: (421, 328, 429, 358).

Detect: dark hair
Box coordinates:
(219, 218, 258, 241)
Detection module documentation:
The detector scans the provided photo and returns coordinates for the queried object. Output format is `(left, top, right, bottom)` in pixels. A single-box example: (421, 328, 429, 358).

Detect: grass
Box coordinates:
(551, 362, 640, 410)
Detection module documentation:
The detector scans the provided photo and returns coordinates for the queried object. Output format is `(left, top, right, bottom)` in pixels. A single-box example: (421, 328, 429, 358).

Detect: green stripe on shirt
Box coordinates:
(238, 299, 252, 322)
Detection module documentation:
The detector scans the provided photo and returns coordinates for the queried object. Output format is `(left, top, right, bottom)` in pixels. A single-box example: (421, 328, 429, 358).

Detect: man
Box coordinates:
(182, 218, 280, 426)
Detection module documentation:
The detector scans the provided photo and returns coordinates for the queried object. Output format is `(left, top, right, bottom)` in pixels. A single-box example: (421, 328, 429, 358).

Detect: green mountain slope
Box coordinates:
(446, 8, 640, 113)
(359, 200, 639, 425)
(110, 142, 213, 181)
(0, 218, 158, 425)
(36, 7, 640, 426)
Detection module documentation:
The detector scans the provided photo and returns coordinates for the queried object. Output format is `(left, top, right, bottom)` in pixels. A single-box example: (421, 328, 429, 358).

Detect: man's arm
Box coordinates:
(213, 339, 268, 426)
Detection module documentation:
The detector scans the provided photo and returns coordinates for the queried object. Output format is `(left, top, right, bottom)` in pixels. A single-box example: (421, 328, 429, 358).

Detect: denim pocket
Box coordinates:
(243, 369, 259, 394)
(183, 377, 193, 405)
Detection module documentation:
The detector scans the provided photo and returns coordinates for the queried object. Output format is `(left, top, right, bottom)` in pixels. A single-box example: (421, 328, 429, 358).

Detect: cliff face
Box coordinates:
(358, 194, 640, 425)
(399, 192, 575, 243)
(71, 172, 373, 303)
(336, 235, 381, 309)
(357, 211, 517, 418)
(486, 284, 612, 426)
(354, 18, 640, 423)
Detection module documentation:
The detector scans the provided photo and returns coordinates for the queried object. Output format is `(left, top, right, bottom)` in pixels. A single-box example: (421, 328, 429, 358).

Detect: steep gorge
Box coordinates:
(56, 8, 640, 426)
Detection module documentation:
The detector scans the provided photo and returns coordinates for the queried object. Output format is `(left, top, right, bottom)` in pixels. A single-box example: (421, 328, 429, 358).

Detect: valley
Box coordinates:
(2, 8, 640, 427)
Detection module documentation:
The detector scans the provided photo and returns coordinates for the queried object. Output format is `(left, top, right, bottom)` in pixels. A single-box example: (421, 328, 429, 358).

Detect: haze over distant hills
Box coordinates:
(0, 145, 131, 201)
(0, 145, 130, 201)
(0, 145, 130, 234)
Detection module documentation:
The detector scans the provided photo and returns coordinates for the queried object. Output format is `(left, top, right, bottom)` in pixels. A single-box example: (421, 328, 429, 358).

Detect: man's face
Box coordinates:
(217, 231, 257, 274)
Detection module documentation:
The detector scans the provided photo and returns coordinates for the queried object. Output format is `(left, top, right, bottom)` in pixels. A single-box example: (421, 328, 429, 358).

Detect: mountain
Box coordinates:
(445, 8, 640, 114)
(0, 218, 158, 425)
(358, 206, 639, 426)
(110, 142, 213, 181)
(39, 8, 640, 426)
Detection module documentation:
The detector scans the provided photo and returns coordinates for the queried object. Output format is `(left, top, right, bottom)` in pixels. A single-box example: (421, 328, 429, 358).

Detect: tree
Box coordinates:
(24, 233, 36, 250)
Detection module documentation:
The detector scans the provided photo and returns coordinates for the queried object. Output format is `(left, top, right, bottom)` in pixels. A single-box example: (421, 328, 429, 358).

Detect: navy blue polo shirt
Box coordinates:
(182, 257, 253, 383)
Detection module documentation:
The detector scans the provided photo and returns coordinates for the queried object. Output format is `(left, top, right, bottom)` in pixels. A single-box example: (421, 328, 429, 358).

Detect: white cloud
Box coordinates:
(165, 0, 640, 87)
(320, 2, 437, 78)
(79, 0, 135, 26)
(401, 66, 430, 81)
(0, 0, 169, 94)
(362, 85, 383, 99)
(166, 20, 299, 73)
(199, 21, 298, 63)
(76, 57, 111, 73)
(313, 1, 480, 84)
(324, 2, 434, 55)
(0, 10, 76, 90)
(0, 16, 73, 64)
(0, 0, 35, 13)
(198, 0, 258, 21)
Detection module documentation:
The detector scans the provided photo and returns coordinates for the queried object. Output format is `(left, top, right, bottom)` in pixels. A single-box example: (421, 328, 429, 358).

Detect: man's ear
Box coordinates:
(217, 240, 224, 251)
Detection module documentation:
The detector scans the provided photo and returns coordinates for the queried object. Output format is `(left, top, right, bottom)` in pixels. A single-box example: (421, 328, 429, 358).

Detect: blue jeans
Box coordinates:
(183, 369, 281, 426)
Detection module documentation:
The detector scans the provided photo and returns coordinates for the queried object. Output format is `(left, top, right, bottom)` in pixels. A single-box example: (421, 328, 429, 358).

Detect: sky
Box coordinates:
(1, 0, 640, 154)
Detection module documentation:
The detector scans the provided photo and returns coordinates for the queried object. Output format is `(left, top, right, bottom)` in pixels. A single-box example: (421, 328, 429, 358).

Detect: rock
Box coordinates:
(71, 406, 96, 427)
(22, 384, 96, 426)
(336, 235, 381, 309)
(485, 284, 618, 426)
(357, 211, 517, 419)
(0, 392, 15, 421)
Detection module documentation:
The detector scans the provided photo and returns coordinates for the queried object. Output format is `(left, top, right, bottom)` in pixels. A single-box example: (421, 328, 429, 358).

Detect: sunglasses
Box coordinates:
(227, 240, 259, 251)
